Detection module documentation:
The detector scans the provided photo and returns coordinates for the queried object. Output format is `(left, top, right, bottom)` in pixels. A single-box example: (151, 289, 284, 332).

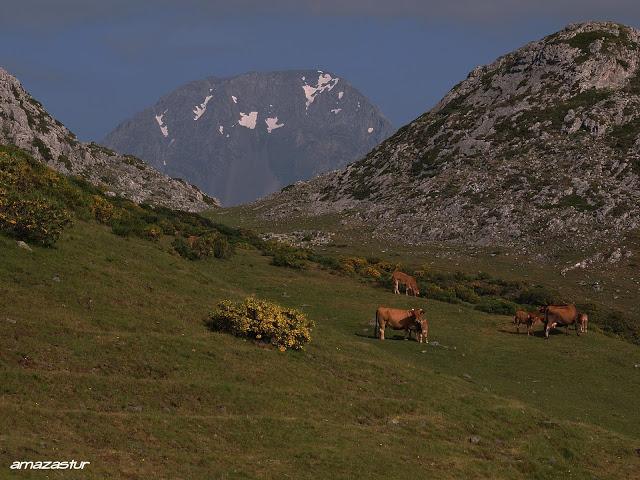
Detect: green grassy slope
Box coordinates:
(1, 221, 639, 479)
(209, 206, 640, 342)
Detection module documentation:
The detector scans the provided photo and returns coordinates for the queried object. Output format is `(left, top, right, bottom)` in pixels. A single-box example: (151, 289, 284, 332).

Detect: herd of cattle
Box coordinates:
(374, 270, 589, 343)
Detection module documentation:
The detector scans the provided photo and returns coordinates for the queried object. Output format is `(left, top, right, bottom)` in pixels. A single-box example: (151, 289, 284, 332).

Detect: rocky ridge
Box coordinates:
(254, 22, 640, 253)
(0, 67, 217, 212)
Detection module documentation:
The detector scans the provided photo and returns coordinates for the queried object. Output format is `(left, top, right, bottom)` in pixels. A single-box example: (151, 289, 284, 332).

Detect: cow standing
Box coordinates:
(391, 271, 420, 297)
(375, 306, 428, 343)
(577, 313, 589, 334)
(540, 304, 581, 338)
(513, 310, 529, 334)
(513, 310, 544, 336)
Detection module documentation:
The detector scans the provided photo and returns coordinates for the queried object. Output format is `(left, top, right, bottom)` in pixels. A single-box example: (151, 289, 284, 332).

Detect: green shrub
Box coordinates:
(91, 195, 118, 224)
(172, 237, 197, 260)
(272, 251, 307, 269)
(308, 253, 341, 270)
(172, 233, 226, 260)
(110, 214, 146, 237)
(213, 236, 231, 259)
(454, 284, 481, 304)
(475, 298, 518, 315)
(0, 193, 71, 246)
(208, 297, 314, 351)
(516, 286, 560, 306)
(422, 283, 459, 304)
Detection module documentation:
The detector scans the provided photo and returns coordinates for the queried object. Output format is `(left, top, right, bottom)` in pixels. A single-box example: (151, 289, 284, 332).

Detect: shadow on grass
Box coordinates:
(497, 327, 576, 338)
(354, 332, 420, 341)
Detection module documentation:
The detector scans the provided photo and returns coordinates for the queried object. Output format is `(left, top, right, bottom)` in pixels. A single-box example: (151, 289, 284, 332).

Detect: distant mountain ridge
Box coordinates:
(254, 22, 640, 256)
(0, 67, 216, 212)
(103, 70, 395, 205)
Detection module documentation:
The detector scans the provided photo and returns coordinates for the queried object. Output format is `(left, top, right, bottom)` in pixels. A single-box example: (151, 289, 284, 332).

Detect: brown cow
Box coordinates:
(513, 310, 542, 336)
(577, 313, 589, 334)
(375, 306, 428, 343)
(540, 304, 580, 338)
(513, 310, 529, 334)
(527, 313, 544, 336)
(391, 270, 420, 297)
(513, 310, 544, 336)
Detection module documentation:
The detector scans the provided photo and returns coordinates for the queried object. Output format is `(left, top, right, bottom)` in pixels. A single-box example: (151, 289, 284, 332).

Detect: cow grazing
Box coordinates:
(391, 270, 420, 297)
(540, 304, 580, 338)
(375, 306, 428, 343)
(577, 313, 589, 334)
(513, 310, 544, 336)
(527, 313, 544, 336)
(513, 310, 529, 334)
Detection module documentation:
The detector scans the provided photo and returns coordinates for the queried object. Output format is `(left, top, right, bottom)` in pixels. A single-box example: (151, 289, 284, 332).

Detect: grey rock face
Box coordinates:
(256, 22, 640, 252)
(0, 68, 217, 212)
(103, 70, 394, 205)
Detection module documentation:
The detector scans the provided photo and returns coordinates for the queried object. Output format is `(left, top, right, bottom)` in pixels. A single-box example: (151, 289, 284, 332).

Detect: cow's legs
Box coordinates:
(393, 280, 400, 295)
(379, 325, 385, 340)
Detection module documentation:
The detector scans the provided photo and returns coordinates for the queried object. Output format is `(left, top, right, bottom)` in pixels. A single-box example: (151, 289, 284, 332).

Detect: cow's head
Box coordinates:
(544, 319, 557, 339)
(529, 313, 543, 325)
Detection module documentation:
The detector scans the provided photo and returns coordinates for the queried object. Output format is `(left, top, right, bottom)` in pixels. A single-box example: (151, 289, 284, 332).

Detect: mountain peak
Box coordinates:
(103, 69, 394, 205)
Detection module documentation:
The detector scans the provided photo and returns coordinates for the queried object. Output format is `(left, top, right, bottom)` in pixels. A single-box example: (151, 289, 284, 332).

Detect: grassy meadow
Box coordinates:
(1, 218, 640, 479)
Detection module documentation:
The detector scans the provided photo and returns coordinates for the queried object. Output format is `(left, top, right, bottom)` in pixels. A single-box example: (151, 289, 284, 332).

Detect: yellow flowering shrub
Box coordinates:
(208, 297, 314, 350)
(363, 266, 382, 279)
(0, 193, 71, 246)
(91, 195, 117, 224)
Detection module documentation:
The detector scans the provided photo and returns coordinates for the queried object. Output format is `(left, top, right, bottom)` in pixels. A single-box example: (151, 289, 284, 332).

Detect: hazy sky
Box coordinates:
(2, 1, 640, 140)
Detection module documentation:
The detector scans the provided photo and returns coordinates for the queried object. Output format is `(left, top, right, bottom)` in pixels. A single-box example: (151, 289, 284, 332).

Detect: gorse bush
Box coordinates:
(208, 297, 314, 351)
(475, 298, 518, 315)
(0, 147, 74, 246)
(172, 233, 234, 260)
(0, 192, 71, 246)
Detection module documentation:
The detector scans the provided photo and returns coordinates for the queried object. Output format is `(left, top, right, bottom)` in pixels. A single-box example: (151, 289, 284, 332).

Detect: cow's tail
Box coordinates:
(373, 310, 379, 339)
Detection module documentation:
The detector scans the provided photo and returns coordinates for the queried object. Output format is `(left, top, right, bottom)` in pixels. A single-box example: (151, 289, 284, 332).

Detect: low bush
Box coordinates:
(0, 193, 71, 246)
(516, 286, 560, 306)
(272, 251, 307, 269)
(213, 236, 231, 259)
(422, 283, 459, 304)
(207, 297, 314, 351)
(475, 298, 518, 315)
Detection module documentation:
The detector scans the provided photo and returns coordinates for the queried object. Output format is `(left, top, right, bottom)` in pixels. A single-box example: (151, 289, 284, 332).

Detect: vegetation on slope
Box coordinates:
(1, 218, 639, 479)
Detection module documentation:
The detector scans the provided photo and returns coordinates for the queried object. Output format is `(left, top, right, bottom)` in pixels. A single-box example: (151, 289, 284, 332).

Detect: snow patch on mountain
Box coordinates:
(218, 125, 224, 135)
(331, 108, 342, 114)
(338, 91, 344, 100)
(367, 127, 373, 133)
(302, 73, 339, 109)
(193, 92, 213, 121)
(238, 111, 258, 129)
(232, 96, 238, 104)
(154, 111, 169, 137)
(265, 116, 284, 133)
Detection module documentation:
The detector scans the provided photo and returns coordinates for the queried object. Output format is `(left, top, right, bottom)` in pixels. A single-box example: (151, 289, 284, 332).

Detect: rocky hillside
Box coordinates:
(255, 22, 640, 255)
(103, 70, 394, 205)
(0, 68, 217, 212)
